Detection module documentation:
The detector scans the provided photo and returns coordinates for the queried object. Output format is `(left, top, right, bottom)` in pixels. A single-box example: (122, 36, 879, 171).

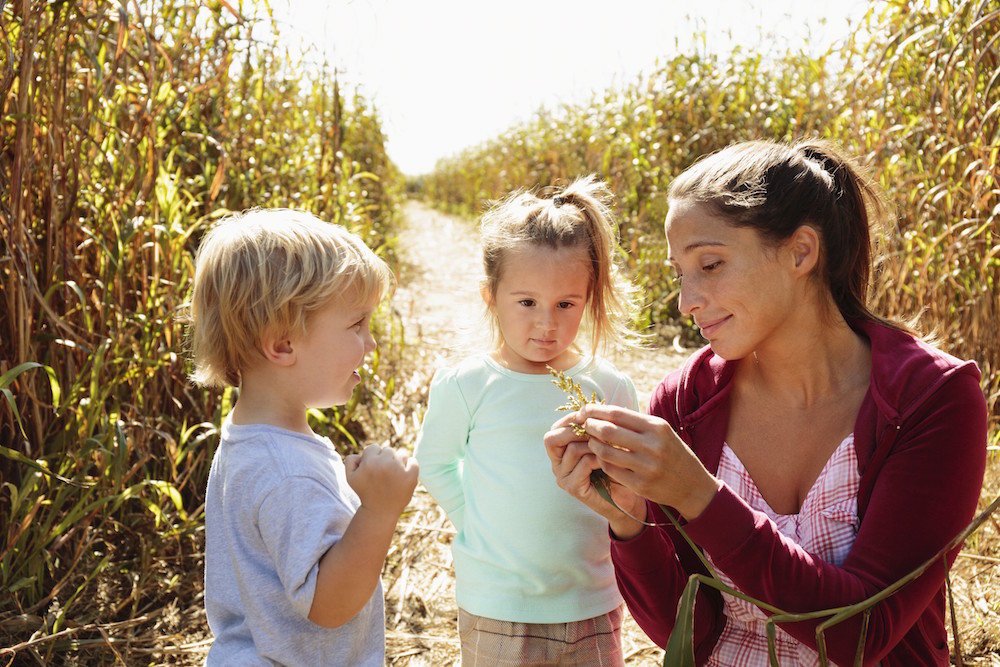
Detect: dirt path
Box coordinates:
(392, 202, 485, 369)
(385, 200, 690, 666)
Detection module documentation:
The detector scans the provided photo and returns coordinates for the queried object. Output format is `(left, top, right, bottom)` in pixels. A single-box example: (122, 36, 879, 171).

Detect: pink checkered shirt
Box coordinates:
(705, 435, 861, 667)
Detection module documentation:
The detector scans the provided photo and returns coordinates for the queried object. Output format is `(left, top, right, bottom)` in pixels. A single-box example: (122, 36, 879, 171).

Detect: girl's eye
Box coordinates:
(558, 301, 575, 309)
(518, 299, 535, 307)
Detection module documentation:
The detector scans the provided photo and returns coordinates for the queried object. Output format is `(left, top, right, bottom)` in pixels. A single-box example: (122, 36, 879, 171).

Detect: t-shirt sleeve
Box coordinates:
(606, 371, 639, 412)
(256, 475, 357, 619)
(414, 368, 472, 531)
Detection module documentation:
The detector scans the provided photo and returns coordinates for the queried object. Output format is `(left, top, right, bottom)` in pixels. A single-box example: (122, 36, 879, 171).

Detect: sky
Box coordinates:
(271, 1, 872, 176)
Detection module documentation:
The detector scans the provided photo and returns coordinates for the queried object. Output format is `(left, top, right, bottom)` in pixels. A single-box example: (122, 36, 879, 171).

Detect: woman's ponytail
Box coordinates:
(795, 142, 889, 325)
(554, 176, 639, 353)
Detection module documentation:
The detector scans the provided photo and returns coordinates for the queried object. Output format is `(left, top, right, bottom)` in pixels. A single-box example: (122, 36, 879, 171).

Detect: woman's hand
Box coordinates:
(579, 404, 721, 521)
(544, 413, 647, 539)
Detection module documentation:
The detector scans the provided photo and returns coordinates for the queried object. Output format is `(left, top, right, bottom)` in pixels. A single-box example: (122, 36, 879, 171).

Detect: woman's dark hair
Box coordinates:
(668, 139, 906, 330)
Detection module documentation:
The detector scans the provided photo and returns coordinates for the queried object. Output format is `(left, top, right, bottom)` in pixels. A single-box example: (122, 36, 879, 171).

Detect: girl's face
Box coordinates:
(486, 243, 591, 374)
(665, 200, 798, 361)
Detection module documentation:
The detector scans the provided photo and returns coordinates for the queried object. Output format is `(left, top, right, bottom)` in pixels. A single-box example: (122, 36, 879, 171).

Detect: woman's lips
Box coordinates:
(699, 315, 731, 338)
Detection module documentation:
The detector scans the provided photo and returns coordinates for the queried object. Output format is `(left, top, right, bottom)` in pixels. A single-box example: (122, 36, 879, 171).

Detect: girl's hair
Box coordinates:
(668, 138, 905, 330)
(480, 175, 639, 354)
(188, 208, 394, 388)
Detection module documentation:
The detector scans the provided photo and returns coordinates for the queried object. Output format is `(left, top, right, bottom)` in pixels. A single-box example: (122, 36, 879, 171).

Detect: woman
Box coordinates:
(544, 140, 988, 666)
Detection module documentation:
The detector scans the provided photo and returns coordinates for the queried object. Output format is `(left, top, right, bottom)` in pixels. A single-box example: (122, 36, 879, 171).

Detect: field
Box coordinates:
(2, 0, 998, 664)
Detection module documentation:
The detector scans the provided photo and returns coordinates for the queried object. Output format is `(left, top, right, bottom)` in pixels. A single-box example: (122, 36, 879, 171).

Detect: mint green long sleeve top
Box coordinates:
(414, 354, 638, 623)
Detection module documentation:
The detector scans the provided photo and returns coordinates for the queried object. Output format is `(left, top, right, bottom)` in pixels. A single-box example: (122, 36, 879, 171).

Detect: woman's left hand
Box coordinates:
(579, 403, 722, 521)
(544, 412, 649, 539)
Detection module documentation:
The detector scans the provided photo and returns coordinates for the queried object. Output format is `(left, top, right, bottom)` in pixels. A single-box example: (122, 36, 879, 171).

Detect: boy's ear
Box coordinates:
(260, 334, 296, 367)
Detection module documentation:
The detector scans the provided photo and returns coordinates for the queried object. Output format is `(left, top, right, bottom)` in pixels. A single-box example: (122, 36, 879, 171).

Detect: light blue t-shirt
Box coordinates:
(204, 418, 384, 666)
(414, 355, 638, 623)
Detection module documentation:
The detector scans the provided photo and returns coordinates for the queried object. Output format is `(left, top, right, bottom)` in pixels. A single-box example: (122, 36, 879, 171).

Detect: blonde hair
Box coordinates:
(480, 175, 639, 355)
(188, 208, 394, 388)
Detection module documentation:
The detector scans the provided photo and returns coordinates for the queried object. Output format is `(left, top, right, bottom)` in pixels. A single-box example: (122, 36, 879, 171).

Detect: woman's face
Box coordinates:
(665, 200, 799, 360)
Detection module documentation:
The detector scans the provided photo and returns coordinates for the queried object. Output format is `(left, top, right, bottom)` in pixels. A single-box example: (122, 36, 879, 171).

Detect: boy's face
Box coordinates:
(292, 293, 378, 408)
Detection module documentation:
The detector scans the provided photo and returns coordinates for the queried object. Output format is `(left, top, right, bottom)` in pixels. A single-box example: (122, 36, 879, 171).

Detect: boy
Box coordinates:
(188, 209, 418, 666)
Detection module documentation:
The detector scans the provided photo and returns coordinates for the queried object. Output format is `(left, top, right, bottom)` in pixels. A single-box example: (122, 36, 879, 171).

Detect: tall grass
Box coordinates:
(0, 0, 402, 661)
(845, 0, 1000, 418)
(419, 0, 1000, 423)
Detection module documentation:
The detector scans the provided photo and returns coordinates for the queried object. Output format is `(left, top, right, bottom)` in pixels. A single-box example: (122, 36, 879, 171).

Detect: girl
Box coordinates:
(545, 140, 987, 665)
(414, 176, 640, 666)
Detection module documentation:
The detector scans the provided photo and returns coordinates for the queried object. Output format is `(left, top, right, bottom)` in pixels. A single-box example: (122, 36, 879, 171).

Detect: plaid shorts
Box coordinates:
(458, 605, 625, 666)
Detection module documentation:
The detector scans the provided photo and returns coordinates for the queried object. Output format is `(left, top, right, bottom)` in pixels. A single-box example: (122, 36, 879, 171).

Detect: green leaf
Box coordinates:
(8, 576, 37, 593)
(141, 497, 164, 528)
(0, 445, 82, 486)
(331, 420, 359, 448)
(662, 575, 700, 666)
(147, 479, 185, 514)
(1, 387, 26, 438)
(0, 361, 61, 407)
(591, 469, 613, 502)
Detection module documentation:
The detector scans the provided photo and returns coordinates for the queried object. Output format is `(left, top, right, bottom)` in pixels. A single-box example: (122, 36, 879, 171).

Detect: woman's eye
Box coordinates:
(703, 261, 722, 272)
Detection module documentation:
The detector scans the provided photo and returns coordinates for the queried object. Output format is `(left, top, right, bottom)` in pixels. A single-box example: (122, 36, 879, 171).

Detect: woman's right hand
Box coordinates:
(544, 413, 647, 540)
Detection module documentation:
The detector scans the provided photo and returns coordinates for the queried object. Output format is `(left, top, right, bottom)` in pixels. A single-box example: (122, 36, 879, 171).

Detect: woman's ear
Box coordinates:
(789, 225, 821, 276)
(259, 334, 296, 367)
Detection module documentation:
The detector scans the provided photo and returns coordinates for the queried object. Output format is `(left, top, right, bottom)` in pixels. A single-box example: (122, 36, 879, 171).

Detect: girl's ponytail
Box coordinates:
(554, 176, 640, 354)
(479, 175, 640, 356)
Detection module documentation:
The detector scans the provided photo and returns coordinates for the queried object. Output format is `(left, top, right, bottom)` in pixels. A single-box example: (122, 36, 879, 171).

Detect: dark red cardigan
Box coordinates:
(611, 319, 988, 666)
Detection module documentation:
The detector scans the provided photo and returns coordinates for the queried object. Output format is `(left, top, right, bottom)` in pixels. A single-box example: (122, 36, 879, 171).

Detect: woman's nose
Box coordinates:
(677, 280, 703, 316)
